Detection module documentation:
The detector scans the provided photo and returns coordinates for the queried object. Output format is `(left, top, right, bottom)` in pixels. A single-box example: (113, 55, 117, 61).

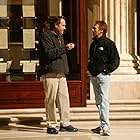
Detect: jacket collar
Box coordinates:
(93, 34, 106, 42)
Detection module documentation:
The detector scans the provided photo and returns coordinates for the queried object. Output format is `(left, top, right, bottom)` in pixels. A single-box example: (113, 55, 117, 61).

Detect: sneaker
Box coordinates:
(102, 129, 110, 136)
(60, 125, 78, 132)
(91, 127, 101, 134)
(47, 127, 58, 134)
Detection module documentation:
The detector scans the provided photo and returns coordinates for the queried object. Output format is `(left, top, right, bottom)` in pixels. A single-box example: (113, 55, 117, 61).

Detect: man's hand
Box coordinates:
(66, 43, 75, 50)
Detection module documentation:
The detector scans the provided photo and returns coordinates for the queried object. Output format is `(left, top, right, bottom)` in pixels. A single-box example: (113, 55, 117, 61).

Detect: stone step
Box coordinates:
(4, 108, 139, 117)
(1, 100, 140, 124)
(71, 106, 140, 112)
(1, 110, 140, 124)
(1, 106, 140, 116)
(70, 115, 140, 121)
(1, 113, 140, 126)
(87, 99, 140, 106)
(1, 113, 140, 125)
(87, 100, 140, 108)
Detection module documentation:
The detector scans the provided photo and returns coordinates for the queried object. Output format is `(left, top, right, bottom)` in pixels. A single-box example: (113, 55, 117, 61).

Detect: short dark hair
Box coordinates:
(47, 16, 66, 30)
(95, 21, 107, 34)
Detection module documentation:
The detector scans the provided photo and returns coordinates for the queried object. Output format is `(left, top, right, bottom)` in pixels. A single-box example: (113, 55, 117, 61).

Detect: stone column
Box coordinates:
(120, 0, 137, 74)
(118, 0, 137, 74)
(100, 0, 138, 74)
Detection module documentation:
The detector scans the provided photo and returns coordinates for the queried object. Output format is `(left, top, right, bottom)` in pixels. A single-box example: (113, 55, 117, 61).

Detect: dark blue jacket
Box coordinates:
(88, 35, 120, 76)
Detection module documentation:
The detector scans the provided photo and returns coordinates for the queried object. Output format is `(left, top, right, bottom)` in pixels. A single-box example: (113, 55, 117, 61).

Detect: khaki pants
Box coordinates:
(42, 73, 70, 128)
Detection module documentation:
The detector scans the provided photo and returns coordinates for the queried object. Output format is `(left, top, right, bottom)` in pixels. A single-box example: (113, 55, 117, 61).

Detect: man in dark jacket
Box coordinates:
(88, 21, 120, 136)
(38, 16, 78, 134)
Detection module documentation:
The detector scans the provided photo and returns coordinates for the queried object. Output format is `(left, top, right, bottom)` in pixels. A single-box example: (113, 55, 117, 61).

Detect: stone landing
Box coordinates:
(90, 74, 140, 100)
(110, 74, 140, 100)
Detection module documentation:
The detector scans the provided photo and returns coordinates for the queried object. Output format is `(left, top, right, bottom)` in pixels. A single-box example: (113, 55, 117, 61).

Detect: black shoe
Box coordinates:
(91, 127, 101, 134)
(60, 125, 78, 132)
(47, 128, 58, 134)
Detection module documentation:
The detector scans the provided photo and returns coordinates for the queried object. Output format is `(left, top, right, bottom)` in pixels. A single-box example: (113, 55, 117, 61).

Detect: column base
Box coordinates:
(113, 54, 138, 74)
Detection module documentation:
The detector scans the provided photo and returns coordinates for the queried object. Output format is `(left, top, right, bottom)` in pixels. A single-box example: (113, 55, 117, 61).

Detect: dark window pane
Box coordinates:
(0, 49, 10, 61)
(21, 49, 38, 60)
(8, 5, 22, 17)
(8, 29, 23, 42)
(0, 18, 9, 28)
(23, 18, 36, 29)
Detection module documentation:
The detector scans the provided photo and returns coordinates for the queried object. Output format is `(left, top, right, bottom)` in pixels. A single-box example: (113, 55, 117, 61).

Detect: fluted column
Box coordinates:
(120, 0, 128, 55)
(100, 0, 138, 74)
(109, 0, 115, 41)
(114, 0, 121, 53)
